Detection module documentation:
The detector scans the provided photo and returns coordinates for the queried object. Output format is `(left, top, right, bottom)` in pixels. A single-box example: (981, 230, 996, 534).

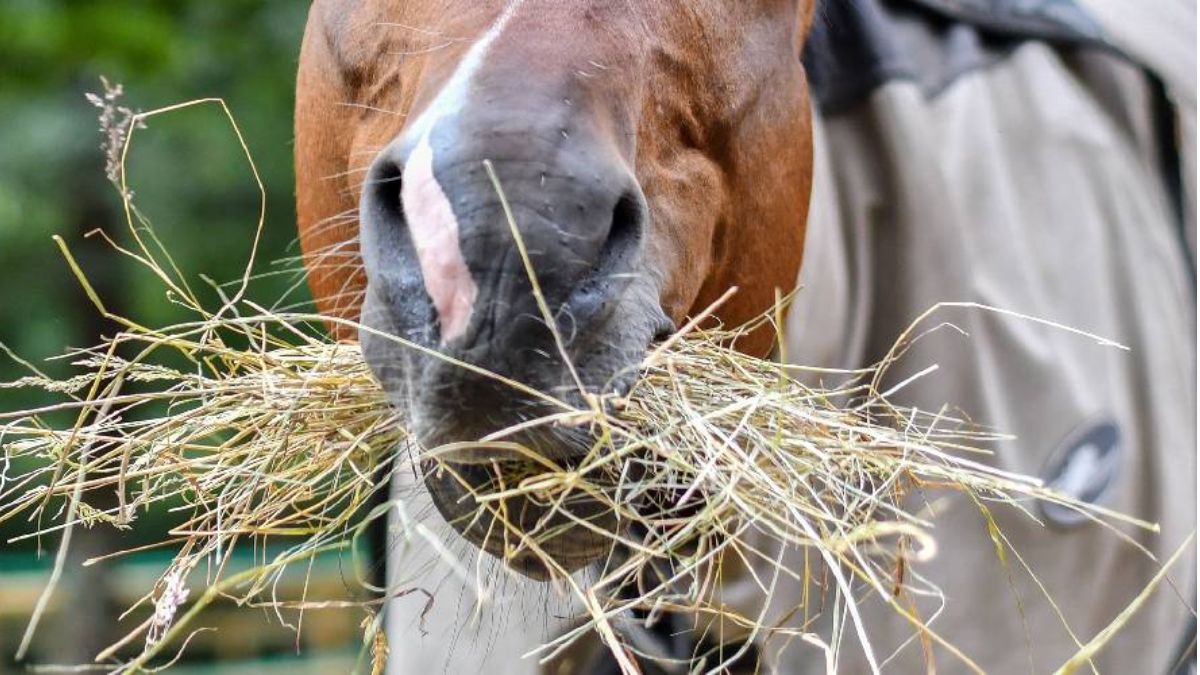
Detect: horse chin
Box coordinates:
(422, 457, 617, 581)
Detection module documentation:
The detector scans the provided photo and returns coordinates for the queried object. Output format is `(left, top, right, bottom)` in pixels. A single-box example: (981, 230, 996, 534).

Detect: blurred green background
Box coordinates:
(0, 2, 366, 672)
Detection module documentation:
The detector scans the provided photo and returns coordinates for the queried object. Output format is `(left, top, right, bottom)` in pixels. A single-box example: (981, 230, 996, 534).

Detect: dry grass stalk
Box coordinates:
(0, 90, 1169, 674)
(0, 280, 1153, 672)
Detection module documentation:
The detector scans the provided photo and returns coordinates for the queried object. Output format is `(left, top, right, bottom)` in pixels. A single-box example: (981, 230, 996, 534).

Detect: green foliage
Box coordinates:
(0, 1, 312, 386)
(0, 2, 315, 544)
(0, 6, 374, 668)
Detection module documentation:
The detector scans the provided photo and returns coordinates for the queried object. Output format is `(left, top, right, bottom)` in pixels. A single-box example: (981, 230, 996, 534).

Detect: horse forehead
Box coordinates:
(401, 0, 531, 141)
(315, 0, 752, 96)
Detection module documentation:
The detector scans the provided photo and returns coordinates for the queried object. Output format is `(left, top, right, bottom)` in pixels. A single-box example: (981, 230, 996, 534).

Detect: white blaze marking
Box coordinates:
(402, 134, 477, 341)
(404, 0, 528, 139)
(399, 0, 528, 342)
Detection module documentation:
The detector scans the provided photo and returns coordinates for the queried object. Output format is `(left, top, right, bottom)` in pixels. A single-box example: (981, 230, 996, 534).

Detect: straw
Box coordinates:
(0, 87, 1169, 674)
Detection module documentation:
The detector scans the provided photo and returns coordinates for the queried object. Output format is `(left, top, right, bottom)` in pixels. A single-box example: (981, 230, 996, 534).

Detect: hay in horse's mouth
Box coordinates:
(422, 454, 618, 579)
(0, 276, 1158, 672)
(0, 94, 1164, 675)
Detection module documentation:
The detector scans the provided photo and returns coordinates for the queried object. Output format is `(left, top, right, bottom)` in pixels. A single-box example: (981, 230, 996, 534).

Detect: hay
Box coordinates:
(0, 91, 1162, 674)
(0, 264, 1149, 673)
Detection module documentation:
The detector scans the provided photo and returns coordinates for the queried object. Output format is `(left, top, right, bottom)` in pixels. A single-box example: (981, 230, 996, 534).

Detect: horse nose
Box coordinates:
(359, 115, 646, 349)
(357, 109, 654, 578)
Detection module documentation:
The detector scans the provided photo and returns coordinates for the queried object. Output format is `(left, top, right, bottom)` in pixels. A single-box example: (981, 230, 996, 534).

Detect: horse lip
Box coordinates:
(506, 546, 610, 581)
(422, 458, 616, 579)
(424, 441, 552, 466)
(383, 304, 666, 579)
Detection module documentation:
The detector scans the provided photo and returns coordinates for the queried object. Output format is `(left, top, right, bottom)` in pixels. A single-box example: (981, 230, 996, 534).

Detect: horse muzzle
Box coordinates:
(356, 93, 671, 579)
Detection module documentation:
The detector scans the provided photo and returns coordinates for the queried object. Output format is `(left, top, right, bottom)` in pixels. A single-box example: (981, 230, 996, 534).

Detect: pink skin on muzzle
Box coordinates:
(400, 133, 478, 343)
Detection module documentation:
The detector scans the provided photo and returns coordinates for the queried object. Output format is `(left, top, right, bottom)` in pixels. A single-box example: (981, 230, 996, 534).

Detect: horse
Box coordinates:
(295, 0, 818, 580)
(293, 1, 1197, 672)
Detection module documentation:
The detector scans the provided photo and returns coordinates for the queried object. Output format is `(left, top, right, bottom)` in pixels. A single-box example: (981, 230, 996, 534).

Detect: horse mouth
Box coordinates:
(422, 454, 618, 580)
(361, 284, 671, 581)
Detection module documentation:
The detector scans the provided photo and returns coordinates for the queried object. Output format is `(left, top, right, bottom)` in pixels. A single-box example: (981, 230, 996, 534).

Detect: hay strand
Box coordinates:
(0, 89, 1168, 674)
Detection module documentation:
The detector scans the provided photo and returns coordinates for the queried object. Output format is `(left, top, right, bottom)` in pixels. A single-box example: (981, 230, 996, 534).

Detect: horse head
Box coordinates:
(296, 0, 816, 579)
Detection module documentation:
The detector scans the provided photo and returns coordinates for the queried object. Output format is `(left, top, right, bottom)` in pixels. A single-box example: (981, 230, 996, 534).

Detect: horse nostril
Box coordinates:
(364, 157, 406, 241)
(593, 189, 646, 279)
(557, 185, 649, 332)
(359, 150, 410, 272)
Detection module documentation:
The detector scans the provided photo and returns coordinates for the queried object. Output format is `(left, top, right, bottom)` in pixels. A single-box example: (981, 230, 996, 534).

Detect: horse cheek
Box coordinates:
(296, 11, 367, 338)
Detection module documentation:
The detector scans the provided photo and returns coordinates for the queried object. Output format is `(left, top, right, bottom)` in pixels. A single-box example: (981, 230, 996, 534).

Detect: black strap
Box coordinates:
(1149, 72, 1196, 285)
(804, 0, 1116, 114)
